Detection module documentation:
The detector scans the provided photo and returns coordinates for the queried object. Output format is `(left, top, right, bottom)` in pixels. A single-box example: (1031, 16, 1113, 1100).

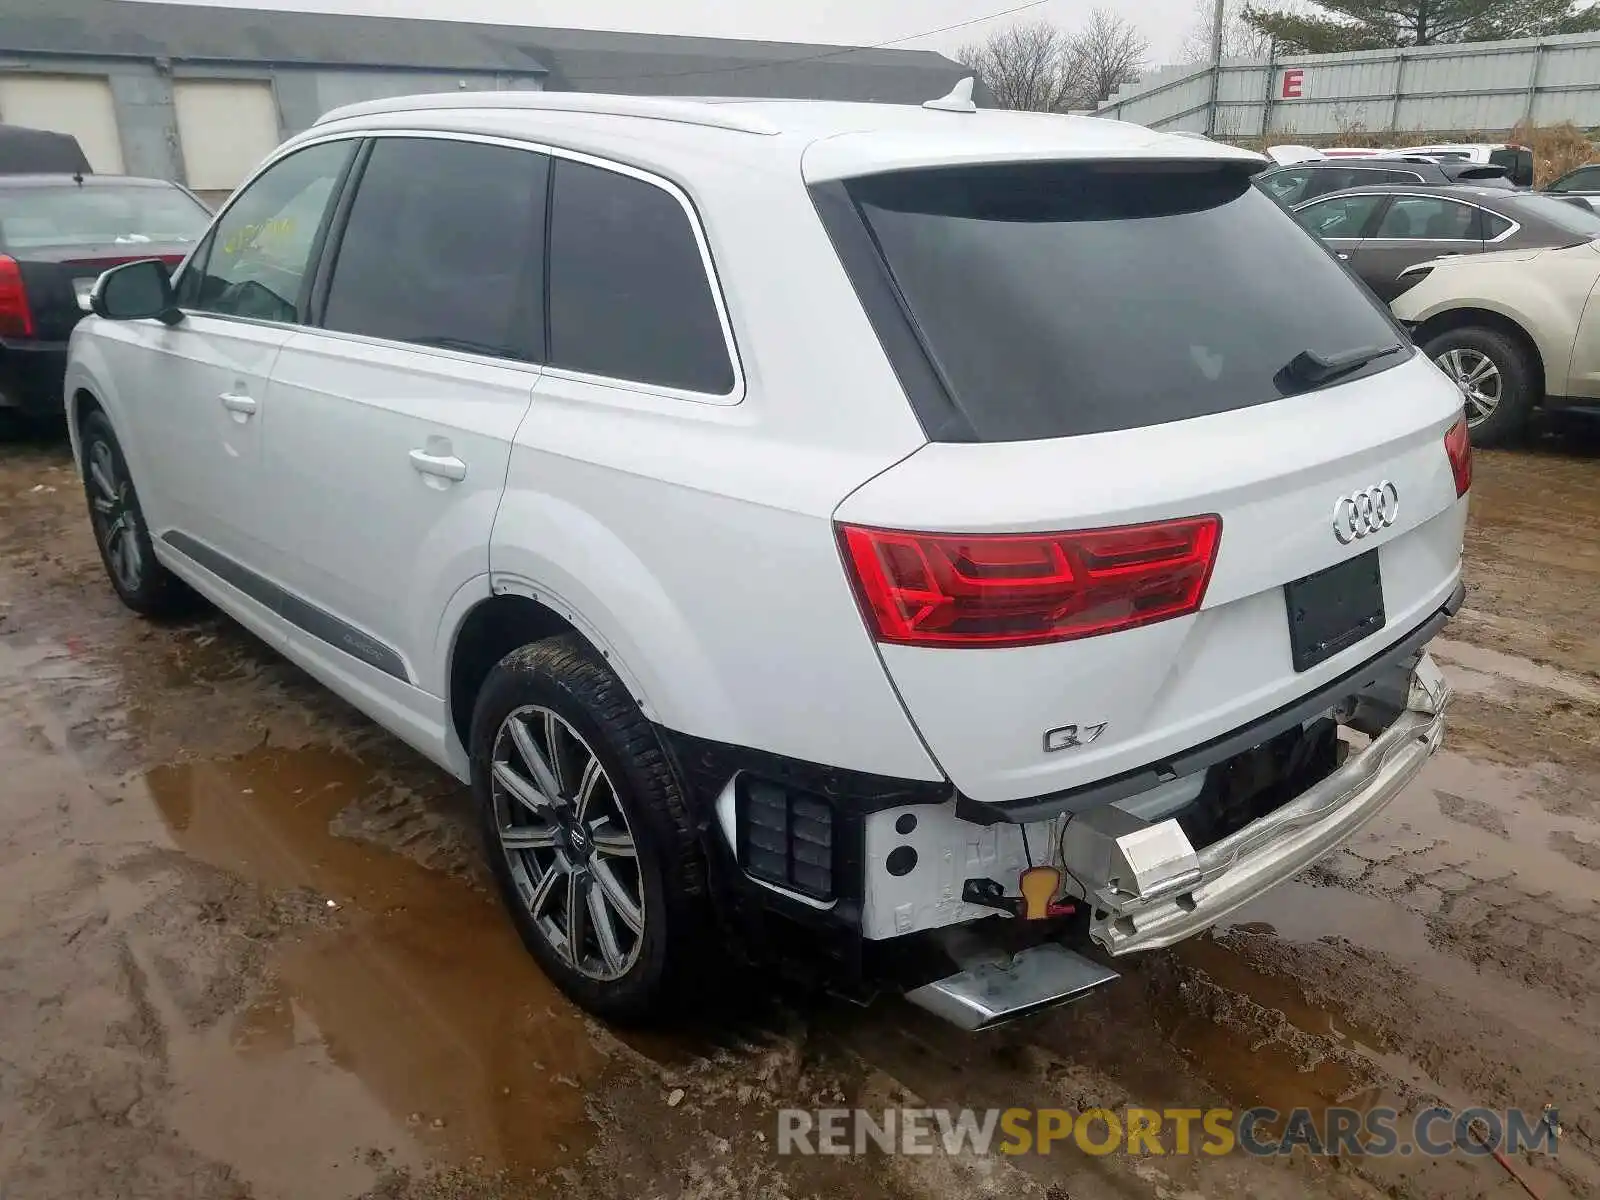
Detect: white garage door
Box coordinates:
(174, 79, 282, 193)
(0, 75, 124, 173)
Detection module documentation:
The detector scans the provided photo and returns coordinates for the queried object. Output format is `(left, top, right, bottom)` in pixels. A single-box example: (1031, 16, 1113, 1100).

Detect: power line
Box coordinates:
(562, 0, 1050, 85)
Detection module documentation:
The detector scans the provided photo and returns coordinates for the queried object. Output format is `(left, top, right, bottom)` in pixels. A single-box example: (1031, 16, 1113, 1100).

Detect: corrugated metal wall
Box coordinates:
(1097, 31, 1600, 137)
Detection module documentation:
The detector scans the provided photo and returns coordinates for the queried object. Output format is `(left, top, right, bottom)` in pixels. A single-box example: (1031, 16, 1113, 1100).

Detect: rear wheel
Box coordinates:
(469, 633, 711, 1023)
(79, 408, 195, 616)
(1423, 325, 1535, 448)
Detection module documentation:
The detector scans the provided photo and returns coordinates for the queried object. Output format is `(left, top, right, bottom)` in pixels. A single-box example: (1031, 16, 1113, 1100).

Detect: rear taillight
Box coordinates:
(0, 255, 34, 338)
(838, 515, 1222, 648)
(1445, 416, 1472, 497)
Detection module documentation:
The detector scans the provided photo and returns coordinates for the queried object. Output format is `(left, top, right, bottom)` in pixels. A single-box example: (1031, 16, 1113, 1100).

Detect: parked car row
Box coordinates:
(1258, 156, 1515, 206)
(1265, 141, 1536, 187)
(1284, 178, 1600, 444)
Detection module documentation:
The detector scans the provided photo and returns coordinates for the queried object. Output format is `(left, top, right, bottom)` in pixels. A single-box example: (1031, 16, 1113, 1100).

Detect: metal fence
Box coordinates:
(1096, 31, 1600, 138)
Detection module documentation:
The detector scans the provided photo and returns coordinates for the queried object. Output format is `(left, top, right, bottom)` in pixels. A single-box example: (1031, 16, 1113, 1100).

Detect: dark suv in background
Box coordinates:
(1257, 157, 1513, 206)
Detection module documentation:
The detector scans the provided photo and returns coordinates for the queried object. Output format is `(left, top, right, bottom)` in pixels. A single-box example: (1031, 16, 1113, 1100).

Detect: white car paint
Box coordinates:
(1391, 241, 1600, 403)
(65, 91, 1466, 959)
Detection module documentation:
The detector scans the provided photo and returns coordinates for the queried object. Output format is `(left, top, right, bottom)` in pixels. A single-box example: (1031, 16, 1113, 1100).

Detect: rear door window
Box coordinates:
(321, 136, 546, 361)
(545, 158, 734, 395)
(1373, 196, 1481, 240)
(839, 161, 1406, 442)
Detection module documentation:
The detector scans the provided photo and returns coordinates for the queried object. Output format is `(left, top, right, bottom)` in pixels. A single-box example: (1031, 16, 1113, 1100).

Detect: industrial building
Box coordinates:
(0, 0, 973, 200)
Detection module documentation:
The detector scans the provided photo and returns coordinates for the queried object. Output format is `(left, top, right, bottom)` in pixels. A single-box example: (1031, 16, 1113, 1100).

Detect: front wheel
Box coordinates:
(1423, 325, 1536, 448)
(469, 633, 712, 1023)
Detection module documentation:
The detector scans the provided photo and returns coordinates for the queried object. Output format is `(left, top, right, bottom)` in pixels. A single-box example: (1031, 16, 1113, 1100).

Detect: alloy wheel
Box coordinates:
(87, 438, 145, 594)
(1435, 348, 1502, 429)
(490, 704, 645, 981)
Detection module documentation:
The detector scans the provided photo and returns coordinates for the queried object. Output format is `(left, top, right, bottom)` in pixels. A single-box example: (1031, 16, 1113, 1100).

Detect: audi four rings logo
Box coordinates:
(1333, 481, 1400, 543)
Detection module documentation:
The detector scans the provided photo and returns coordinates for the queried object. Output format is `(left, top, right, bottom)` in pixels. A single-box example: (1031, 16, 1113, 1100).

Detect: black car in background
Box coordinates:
(0, 124, 93, 176)
(1290, 183, 1600, 301)
(1257, 157, 1513, 206)
(0, 174, 210, 421)
(1543, 162, 1600, 212)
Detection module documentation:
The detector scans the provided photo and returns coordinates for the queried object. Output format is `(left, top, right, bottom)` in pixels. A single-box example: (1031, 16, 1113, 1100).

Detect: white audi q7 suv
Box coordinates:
(65, 88, 1469, 1031)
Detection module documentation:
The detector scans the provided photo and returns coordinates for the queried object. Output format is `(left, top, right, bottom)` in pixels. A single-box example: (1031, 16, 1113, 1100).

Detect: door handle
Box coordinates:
(409, 448, 467, 482)
(219, 392, 257, 416)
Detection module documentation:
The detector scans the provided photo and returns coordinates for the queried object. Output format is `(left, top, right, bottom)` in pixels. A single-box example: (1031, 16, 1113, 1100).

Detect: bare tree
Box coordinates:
(1181, 0, 1277, 59)
(956, 20, 1082, 112)
(1069, 9, 1149, 106)
(957, 11, 1146, 112)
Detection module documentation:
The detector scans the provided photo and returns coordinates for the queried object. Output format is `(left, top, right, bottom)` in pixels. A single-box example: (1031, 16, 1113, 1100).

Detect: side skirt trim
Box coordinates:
(162, 530, 409, 682)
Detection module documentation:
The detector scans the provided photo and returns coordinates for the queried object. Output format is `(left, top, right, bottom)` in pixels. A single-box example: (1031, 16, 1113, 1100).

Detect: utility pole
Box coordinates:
(1205, 0, 1226, 135)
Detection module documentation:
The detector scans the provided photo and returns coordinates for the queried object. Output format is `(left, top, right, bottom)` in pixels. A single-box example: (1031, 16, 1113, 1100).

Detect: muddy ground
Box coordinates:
(1, 426, 1598, 1200)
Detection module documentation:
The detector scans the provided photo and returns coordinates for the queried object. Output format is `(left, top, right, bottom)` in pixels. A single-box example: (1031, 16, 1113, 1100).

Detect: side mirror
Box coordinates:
(90, 259, 183, 325)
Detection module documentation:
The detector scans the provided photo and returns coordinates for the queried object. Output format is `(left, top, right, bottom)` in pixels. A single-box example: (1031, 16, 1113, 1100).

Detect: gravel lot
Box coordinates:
(2, 428, 1597, 1200)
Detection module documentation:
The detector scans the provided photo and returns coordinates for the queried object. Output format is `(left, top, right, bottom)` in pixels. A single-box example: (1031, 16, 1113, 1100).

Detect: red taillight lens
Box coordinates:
(838, 515, 1222, 648)
(1444, 416, 1472, 497)
(0, 255, 35, 338)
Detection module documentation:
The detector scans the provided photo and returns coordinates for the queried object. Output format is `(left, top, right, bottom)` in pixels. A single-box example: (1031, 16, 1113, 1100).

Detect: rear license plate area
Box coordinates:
(1284, 549, 1385, 672)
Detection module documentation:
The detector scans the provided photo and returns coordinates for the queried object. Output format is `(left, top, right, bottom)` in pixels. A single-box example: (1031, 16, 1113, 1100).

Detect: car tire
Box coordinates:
(469, 633, 712, 1024)
(1422, 325, 1535, 448)
(79, 408, 197, 617)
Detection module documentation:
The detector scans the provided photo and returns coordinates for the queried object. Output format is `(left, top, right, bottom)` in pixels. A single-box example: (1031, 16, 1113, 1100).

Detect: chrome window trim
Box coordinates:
(174, 126, 748, 406)
(1292, 189, 1521, 245)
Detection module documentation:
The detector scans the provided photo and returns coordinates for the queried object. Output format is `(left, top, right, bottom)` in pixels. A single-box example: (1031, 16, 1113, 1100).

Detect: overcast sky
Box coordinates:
(136, 0, 1205, 69)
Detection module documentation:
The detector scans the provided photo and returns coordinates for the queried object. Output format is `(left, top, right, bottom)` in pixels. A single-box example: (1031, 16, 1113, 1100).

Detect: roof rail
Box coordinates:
(314, 90, 782, 135)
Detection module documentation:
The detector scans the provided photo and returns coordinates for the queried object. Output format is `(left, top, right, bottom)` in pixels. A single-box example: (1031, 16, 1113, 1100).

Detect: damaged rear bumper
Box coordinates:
(1080, 651, 1451, 956)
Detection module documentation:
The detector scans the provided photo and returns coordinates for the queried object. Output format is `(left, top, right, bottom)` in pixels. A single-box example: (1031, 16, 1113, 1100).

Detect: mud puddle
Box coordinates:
(142, 746, 613, 1180)
(0, 649, 618, 1197)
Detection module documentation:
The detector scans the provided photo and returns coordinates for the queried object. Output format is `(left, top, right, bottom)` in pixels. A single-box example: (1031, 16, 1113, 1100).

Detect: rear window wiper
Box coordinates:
(1277, 341, 1402, 389)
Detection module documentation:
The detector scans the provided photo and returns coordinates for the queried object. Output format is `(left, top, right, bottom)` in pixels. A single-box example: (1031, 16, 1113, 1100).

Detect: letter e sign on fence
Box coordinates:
(1281, 69, 1305, 99)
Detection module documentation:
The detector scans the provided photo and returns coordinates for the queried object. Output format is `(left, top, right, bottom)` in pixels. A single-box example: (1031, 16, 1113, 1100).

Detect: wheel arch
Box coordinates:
(1410, 307, 1547, 403)
(444, 590, 671, 763)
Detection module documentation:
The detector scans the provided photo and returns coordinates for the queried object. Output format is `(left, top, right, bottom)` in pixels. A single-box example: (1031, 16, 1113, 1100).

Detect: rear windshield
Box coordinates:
(0, 183, 210, 251)
(1490, 147, 1535, 187)
(1502, 192, 1600, 238)
(842, 161, 1406, 442)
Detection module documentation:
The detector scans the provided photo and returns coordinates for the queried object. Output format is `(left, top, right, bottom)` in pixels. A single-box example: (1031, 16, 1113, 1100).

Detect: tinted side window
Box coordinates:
(1375, 196, 1479, 240)
(1551, 165, 1600, 193)
(1481, 210, 1514, 239)
(1295, 193, 1384, 238)
(546, 158, 734, 394)
(1258, 168, 1311, 205)
(322, 137, 546, 360)
(1376, 169, 1426, 184)
(190, 140, 353, 324)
